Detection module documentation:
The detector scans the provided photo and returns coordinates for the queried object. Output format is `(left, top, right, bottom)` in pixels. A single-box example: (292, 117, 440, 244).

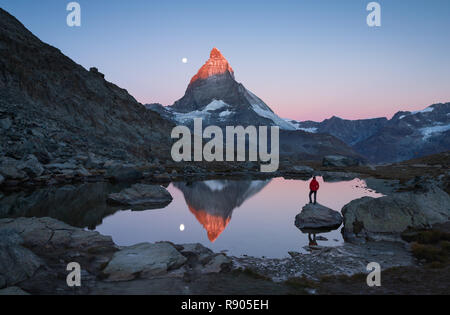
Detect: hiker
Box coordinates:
(309, 176, 319, 204)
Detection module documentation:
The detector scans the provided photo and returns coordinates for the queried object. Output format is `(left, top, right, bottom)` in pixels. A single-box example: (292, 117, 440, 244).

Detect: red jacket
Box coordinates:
(310, 179, 319, 192)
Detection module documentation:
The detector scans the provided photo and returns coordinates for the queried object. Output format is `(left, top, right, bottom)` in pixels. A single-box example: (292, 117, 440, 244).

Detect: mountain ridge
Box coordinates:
(0, 7, 174, 166)
(292, 103, 450, 163)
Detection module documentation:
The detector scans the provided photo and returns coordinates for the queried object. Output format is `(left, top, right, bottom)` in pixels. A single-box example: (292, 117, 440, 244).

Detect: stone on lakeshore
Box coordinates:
(342, 184, 450, 242)
(103, 242, 187, 281)
(295, 203, 343, 231)
(107, 184, 173, 209)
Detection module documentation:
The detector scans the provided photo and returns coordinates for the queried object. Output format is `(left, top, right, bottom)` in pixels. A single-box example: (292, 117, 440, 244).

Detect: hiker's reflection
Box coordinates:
(308, 233, 318, 247)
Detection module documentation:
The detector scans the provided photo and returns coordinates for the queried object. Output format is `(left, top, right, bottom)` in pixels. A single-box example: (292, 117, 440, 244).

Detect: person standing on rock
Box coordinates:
(309, 176, 319, 204)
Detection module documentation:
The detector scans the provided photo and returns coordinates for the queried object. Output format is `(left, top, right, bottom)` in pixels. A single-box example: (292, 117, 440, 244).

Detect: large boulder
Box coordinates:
(0, 229, 43, 286)
(0, 217, 117, 275)
(107, 184, 173, 209)
(103, 242, 187, 281)
(322, 155, 360, 167)
(342, 185, 450, 242)
(295, 203, 343, 231)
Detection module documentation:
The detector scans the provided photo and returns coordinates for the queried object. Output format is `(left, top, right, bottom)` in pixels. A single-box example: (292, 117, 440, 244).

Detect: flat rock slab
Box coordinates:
(107, 184, 173, 210)
(103, 242, 187, 281)
(295, 203, 343, 231)
(342, 184, 450, 242)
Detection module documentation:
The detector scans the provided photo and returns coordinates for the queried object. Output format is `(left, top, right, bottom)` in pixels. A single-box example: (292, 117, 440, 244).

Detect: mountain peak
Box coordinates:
(190, 47, 234, 84)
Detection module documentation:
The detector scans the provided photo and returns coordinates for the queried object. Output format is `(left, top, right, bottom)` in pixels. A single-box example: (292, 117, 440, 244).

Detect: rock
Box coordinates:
(0, 286, 29, 295)
(0, 118, 12, 130)
(103, 242, 187, 281)
(89, 67, 105, 79)
(0, 157, 27, 180)
(322, 171, 358, 182)
(295, 203, 343, 231)
(0, 230, 44, 286)
(107, 184, 173, 209)
(180, 243, 214, 264)
(322, 155, 360, 167)
(202, 254, 232, 273)
(342, 185, 450, 242)
(0, 275, 6, 289)
(0, 174, 4, 185)
(106, 165, 143, 182)
(17, 154, 44, 177)
(0, 217, 116, 256)
(45, 162, 77, 171)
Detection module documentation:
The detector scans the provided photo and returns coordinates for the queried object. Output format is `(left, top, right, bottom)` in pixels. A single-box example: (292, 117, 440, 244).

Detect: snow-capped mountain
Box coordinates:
(147, 48, 361, 161)
(173, 179, 270, 242)
(287, 116, 389, 146)
(290, 103, 450, 163)
(354, 103, 450, 163)
(148, 48, 296, 130)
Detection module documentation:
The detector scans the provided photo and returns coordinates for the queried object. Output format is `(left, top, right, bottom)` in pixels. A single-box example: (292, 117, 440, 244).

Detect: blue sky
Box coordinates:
(1, 0, 449, 121)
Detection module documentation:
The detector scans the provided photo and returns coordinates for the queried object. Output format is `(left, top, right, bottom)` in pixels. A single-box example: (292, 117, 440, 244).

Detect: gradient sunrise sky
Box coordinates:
(1, 0, 450, 121)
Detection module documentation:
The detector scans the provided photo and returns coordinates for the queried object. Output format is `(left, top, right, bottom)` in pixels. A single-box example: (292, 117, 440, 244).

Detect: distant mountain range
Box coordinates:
(289, 103, 450, 163)
(148, 48, 449, 164)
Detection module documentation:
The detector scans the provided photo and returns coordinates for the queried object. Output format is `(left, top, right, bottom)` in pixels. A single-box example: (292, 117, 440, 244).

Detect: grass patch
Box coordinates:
(411, 242, 447, 263)
(284, 276, 319, 290)
(401, 229, 450, 244)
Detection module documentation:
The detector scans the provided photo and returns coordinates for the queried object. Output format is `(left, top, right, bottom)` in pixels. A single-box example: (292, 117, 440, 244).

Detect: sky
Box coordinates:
(1, 0, 450, 121)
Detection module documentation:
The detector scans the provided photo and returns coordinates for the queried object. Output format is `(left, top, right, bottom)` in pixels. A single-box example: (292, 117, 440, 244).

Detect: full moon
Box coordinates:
(179, 224, 185, 231)
(182, 58, 188, 64)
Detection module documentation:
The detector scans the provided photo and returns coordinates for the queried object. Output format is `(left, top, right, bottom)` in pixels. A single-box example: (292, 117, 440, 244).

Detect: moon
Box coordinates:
(179, 224, 185, 231)
(182, 58, 188, 64)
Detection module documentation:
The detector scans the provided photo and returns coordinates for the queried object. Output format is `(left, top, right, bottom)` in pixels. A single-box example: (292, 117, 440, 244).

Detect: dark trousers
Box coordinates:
(309, 190, 317, 204)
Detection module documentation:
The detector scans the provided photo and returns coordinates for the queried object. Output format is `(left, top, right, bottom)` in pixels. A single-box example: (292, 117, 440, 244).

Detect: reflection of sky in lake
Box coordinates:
(96, 177, 383, 258)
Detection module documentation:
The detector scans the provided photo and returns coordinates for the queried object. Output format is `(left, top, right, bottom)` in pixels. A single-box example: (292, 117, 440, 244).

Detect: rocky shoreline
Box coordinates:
(2, 215, 449, 295)
(0, 216, 415, 295)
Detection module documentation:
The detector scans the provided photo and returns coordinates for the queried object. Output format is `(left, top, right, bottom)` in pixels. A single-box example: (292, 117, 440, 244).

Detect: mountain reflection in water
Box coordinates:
(173, 180, 270, 242)
(0, 177, 383, 258)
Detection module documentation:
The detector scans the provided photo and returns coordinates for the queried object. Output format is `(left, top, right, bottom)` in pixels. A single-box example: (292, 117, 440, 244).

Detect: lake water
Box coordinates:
(96, 177, 383, 258)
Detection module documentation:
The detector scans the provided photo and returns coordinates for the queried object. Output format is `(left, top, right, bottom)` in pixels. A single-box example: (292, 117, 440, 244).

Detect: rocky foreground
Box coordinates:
(0, 216, 412, 295)
(2, 216, 450, 295)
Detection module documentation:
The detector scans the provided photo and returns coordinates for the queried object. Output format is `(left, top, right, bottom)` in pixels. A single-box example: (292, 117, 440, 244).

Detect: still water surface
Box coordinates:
(96, 177, 382, 258)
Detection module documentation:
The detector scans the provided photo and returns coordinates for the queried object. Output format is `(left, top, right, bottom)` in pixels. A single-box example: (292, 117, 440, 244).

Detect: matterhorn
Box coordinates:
(148, 48, 361, 161)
